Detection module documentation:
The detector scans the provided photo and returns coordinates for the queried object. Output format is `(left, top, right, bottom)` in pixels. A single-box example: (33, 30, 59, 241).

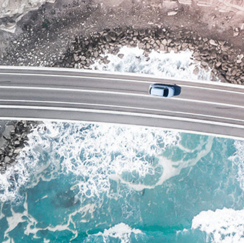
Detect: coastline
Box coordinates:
(0, 121, 40, 174)
(0, 32, 243, 173)
(56, 26, 243, 84)
(0, 0, 243, 173)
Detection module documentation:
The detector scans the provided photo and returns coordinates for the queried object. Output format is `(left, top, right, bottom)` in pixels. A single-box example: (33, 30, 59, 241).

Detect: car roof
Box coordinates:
(150, 86, 165, 96)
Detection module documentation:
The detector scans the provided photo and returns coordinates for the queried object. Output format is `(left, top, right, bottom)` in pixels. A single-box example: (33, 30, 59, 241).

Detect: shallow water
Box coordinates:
(1, 48, 243, 243)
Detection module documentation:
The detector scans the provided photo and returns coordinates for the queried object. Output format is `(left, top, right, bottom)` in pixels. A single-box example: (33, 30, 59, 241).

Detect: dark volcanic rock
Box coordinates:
(0, 121, 41, 174)
(55, 26, 244, 84)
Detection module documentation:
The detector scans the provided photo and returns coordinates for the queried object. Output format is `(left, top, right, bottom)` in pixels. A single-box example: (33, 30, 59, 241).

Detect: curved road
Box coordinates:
(0, 66, 244, 140)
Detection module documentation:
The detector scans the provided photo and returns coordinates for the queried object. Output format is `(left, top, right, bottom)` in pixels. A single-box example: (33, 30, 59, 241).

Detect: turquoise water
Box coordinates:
(0, 121, 243, 243)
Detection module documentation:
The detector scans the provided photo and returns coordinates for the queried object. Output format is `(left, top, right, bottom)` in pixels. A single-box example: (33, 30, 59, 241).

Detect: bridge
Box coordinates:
(0, 66, 244, 140)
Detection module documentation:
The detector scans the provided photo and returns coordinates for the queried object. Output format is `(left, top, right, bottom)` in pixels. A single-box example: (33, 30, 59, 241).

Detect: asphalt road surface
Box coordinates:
(0, 66, 244, 140)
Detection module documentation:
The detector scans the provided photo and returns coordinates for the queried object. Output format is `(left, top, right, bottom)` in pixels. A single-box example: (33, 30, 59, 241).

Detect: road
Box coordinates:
(0, 66, 244, 140)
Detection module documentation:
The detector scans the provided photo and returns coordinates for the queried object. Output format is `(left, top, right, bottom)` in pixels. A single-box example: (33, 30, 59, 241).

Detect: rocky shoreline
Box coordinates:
(0, 121, 40, 174)
(1, 25, 244, 174)
(56, 26, 244, 84)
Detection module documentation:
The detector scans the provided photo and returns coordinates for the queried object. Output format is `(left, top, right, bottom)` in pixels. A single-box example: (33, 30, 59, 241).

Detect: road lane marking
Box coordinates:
(0, 72, 152, 84)
(0, 104, 244, 129)
(0, 99, 244, 124)
(1, 66, 244, 90)
(1, 75, 243, 96)
(0, 66, 230, 86)
(1, 70, 244, 93)
(1, 71, 244, 97)
(180, 84, 244, 95)
(0, 85, 244, 109)
(0, 85, 148, 95)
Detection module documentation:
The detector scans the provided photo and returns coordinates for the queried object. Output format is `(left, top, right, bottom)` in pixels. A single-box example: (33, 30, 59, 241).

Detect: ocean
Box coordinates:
(1, 47, 244, 243)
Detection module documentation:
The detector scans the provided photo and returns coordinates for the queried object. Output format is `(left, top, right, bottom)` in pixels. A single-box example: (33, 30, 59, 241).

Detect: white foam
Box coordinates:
(0, 122, 182, 204)
(229, 140, 244, 191)
(0, 121, 216, 206)
(0, 161, 30, 202)
(0, 122, 59, 203)
(155, 135, 214, 186)
(192, 207, 244, 243)
(36, 122, 181, 201)
(3, 195, 39, 243)
(2, 193, 91, 242)
(120, 135, 214, 191)
(91, 46, 214, 81)
(93, 223, 144, 243)
(176, 228, 189, 235)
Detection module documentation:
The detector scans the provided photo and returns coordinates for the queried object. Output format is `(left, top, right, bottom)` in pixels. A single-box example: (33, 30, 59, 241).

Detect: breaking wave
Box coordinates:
(192, 208, 244, 243)
(0, 122, 181, 204)
(91, 46, 214, 81)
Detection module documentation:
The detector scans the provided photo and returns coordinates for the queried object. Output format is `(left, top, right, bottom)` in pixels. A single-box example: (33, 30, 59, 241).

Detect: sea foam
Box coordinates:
(191, 138, 244, 243)
(86, 223, 144, 243)
(192, 207, 244, 243)
(229, 140, 244, 191)
(91, 46, 214, 81)
(0, 122, 181, 204)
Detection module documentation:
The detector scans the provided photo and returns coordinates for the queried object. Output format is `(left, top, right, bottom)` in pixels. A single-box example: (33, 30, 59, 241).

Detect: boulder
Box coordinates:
(14, 147, 22, 154)
(0, 137, 7, 148)
(237, 54, 243, 64)
(4, 156, 11, 164)
(159, 44, 165, 51)
(209, 39, 218, 46)
(1, 167, 6, 174)
(73, 53, 80, 62)
(138, 42, 144, 49)
(146, 43, 151, 49)
(156, 40, 161, 46)
(118, 54, 124, 59)
(139, 29, 145, 36)
(193, 66, 200, 75)
(14, 140, 20, 146)
(104, 34, 111, 42)
(201, 61, 209, 68)
(103, 56, 110, 64)
(215, 62, 222, 68)
(2, 125, 15, 140)
(109, 32, 117, 42)
(162, 39, 167, 45)
(80, 56, 86, 61)
(94, 51, 99, 58)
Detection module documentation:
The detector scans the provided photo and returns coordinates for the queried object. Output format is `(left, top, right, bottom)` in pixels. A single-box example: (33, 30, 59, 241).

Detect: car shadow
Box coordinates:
(167, 84, 181, 96)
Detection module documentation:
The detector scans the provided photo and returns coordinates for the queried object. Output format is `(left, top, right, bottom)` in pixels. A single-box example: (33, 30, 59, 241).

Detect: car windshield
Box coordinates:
(163, 88, 169, 97)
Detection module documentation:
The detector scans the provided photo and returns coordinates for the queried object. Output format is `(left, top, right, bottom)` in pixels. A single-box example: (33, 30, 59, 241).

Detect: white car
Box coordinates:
(149, 84, 175, 98)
